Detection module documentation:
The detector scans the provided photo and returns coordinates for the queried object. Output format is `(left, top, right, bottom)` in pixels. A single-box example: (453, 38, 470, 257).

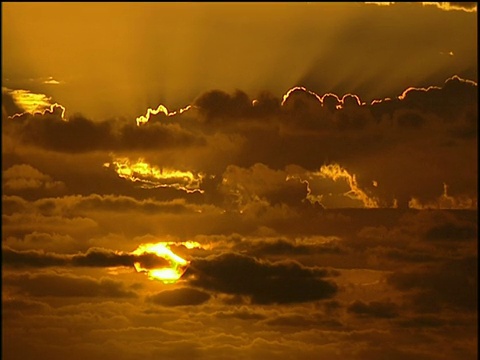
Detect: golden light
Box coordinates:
(132, 242, 189, 284)
(5, 88, 66, 120)
(281, 86, 323, 107)
(132, 241, 208, 283)
(104, 157, 205, 193)
(314, 163, 379, 208)
(136, 104, 192, 126)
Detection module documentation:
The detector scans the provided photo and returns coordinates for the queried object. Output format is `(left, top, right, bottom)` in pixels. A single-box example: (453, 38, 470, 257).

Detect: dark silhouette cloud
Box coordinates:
(3, 113, 203, 153)
(2, 90, 24, 117)
(194, 89, 252, 121)
(187, 252, 338, 304)
(2, 247, 169, 269)
(2, 76, 477, 210)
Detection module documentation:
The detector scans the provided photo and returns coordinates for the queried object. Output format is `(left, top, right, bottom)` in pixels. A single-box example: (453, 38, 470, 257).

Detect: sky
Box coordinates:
(1, 2, 478, 360)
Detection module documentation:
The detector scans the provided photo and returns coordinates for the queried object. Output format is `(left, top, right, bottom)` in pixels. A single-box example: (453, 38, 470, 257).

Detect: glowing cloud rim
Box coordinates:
(104, 157, 205, 193)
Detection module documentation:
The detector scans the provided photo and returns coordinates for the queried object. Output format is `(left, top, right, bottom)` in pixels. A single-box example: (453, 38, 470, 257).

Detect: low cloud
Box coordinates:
(4, 272, 137, 298)
(347, 300, 399, 318)
(2, 247, 169, 270)
(146, 288, 211, 306)
(3, 164, 66, 194)
(187, 252, 338, 304)
(387, 257, 478, 312)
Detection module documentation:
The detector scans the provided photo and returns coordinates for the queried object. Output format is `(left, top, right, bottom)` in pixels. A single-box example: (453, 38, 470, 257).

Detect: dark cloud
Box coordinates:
(347, 300, 399, 318)
(3, 112, 203, 153)
(387, 257, 478, 312)
(423, 222, 477, 242)
(146, 287, 211, 306)
(233, 237, 345, 257)
(3, 194, 203, 217)
(396, 315, 446, 329)
(2, 89, 24, 117)
(4, 272, 137, 298)
(2, 247, 169, 269)
(3, 75, 477, 209)
(67, 194, 200, 215)
(194, 89, 253, 122)
(187, 252, 338, 304)
(3, 247, 69, 268)
(2, 298, 50, 314)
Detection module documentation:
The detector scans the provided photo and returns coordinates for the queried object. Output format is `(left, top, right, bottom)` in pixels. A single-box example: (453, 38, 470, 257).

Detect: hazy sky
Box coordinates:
(2, 2, 478, 360)
(2, 2, 477, 119)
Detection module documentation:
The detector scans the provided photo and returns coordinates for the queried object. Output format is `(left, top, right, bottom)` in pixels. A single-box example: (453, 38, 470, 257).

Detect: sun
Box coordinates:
(132, 242, 190, 284)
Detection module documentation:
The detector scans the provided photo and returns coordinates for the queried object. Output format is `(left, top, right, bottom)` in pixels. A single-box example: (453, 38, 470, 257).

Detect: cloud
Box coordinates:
(232, 237, 345, 257)
(104, 157, 205, 193)
(422, 2, 477, 12)
(146, 288, 211, 306)
(366, 2, 477, 12)
(423, 217, 477, 242)
(2, 87, 66, 120)
(214, 308, 267, 321)
(3, 112, 203, 153)
(219, 163, 309, 210)
(3, 164, 66, 194)
(2, 88, 24, 117)
(193, 89, 254, 122)
(347, 300, 399, 318)
(387, 257, 478, 312)
(288, 163, 380, 208)
(4, 272, 137, 298)
(1, 3, 477, 358)
(187, 252, 338, 304)
(408, 183, 477, 209)
(136, 104, 191, 125)
(2, 247, 169, 270)
(42, 76, 63, 85)
(2, 75, 477, 209)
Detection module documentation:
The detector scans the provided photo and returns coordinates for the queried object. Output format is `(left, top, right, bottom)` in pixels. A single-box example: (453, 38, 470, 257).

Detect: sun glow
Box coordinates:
(132, 242, 189, 283)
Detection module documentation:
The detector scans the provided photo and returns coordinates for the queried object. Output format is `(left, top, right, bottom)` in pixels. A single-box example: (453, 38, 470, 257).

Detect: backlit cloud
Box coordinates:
(187, 252, 338, 304)
(2, 87, 66, 120)
(366, 2, 477, 12)
(104, 157, 205, 193)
